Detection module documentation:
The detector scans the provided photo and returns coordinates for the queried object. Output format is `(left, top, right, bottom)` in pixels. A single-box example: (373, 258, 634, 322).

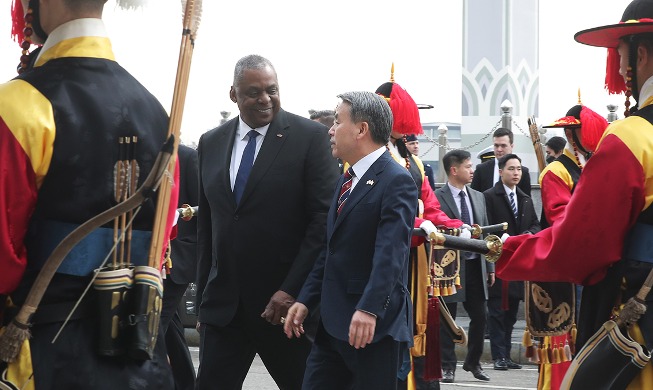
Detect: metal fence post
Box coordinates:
(607, 104, 619, 123)
(220, 111, 231, 125)
(501, 99, 513, 130)
(437, 124, 448, 183)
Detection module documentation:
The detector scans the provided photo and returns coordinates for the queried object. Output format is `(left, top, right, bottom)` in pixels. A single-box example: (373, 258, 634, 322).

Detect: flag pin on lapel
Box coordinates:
(276, 134, 283, 138)
(366, 180, 374, 185)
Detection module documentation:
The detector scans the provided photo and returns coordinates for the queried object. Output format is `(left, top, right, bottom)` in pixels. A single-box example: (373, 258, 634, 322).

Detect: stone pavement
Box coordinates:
(186, 301, 541, 389)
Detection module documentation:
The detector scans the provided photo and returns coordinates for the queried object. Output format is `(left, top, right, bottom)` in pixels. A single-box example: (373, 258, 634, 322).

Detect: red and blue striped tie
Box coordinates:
(337, 167, 355, 214)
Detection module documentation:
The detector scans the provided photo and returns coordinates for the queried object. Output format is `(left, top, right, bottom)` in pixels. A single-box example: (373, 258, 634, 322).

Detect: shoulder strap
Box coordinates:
(556, 155, 582, 192)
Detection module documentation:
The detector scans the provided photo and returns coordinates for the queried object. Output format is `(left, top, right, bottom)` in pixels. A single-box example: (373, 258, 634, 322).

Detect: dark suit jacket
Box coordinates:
(196, 109, 340, 326)
(471, 158, 531, 197)
(483, 182, 541, 299)
(424, 163, 436, 191)
(297, 151, 417, 343)
(435, 184, 493, 302)
(169, 144, 199, 285)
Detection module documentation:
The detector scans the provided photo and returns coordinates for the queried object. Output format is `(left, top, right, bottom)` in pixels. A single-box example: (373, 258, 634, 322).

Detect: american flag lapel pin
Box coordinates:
(366, 180, 374, 185)
(276, 134, 283, 138)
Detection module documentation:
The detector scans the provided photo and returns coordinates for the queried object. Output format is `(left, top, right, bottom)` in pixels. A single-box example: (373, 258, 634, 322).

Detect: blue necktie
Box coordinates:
(234, 130, 259, 205)
(459, 191, 471, 226)
(509, 191, 518, 219)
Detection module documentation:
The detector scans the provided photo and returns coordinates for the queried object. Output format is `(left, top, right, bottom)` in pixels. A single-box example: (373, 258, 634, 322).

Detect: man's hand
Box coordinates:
(261, 290, 295, 325)
(283, 302, 308, 339)
(349, 310, 376, 349)
(488, 272, 496, 287)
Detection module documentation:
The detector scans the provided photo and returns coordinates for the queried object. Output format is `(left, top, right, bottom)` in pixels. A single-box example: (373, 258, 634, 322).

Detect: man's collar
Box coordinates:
(36, 19, 113, 66)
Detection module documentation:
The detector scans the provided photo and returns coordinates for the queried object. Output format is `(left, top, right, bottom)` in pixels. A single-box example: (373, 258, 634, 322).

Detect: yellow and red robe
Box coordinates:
(0, 22, 177, 389)
(499, 98, 653, 390)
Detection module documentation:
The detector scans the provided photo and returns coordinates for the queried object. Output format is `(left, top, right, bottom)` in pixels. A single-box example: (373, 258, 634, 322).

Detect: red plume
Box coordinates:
(580, 106, 609, 152)
(389, 83, 423, 135)
(605, 47, 626, 95)
(11, 0, 25, 44)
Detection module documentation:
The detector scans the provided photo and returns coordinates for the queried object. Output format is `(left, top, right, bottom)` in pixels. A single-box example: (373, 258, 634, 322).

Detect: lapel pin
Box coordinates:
(276, 134, 283, 138)
(366, 180, 374, 185)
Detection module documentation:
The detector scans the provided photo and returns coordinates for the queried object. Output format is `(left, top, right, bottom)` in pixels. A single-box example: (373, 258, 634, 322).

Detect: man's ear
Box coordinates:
(229, 86, 237, 103)
(357, 122, 370, 138)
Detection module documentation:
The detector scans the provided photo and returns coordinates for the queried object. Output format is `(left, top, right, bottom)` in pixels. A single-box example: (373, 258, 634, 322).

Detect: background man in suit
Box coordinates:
(471, 128, 532, 196)
(483, 154, 540, 371)
(405, 134, 436, 191)
(284, 91, 417, 390)
(161, 143, 199, 390)
(195, 54, 339, 390)
(436, 150, 494, 383)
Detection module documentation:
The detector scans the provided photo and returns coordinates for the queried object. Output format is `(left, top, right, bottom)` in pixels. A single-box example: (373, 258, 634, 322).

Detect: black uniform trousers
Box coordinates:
(161, 279, 196, 390)
(487, 296, 519, 360)
(440, 258, 487, 371)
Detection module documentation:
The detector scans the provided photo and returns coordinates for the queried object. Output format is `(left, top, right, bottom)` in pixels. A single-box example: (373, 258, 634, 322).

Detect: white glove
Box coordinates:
(420, 220, 437, 238)
(461, 224, 472, 230)
(459, 228, 471, 239)
(501, 233, 510, 243)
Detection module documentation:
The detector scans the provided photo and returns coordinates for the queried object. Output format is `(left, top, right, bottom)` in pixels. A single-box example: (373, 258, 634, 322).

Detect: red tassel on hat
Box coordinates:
(424, 297, 442, 380)
(389, 83, 423, 136)
(605, 47, 626, 95)
(580, 106, 609, 152)
(11, 0, 25, 44)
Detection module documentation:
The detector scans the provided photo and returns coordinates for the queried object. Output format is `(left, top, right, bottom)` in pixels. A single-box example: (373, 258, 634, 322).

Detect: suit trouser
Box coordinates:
(440, 259, 487, 371)
(196, 302, 312, 390)
(487, 295, 519, 361)
(302, 322, 402, 390)
(161, 279, 196, 390)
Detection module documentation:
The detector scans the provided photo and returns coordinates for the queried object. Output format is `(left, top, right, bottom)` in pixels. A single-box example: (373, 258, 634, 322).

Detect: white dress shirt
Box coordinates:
(230, 118, 270, 189)
(349, 147, 386, 191)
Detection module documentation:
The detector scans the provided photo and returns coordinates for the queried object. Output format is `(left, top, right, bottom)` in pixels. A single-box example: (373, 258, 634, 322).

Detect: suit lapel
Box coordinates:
(237, 110, 290, 207)
(496, 183, 518, 225)
(440, 185, 461, 220)
(467, 186, 483, 224)
(217, 120, 238, 209)
(331, 152, 388, 234)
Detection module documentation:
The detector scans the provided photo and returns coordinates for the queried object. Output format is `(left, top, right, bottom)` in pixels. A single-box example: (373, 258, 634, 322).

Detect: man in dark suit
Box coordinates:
(471, 128, 532, 196)
(160, 143, 198, 390)
(436, 149, 494, 383)
(483, 154, 540, 371)
(284, 91, 417, 390)
(195, 55, 339, 390)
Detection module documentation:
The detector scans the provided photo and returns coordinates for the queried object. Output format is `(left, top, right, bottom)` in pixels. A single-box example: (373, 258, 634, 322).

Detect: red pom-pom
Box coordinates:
(388, 83, 423, 135)
(579, 106, 609, 151)
(605, 47, 627, 95)
(11, 0, 26, 45)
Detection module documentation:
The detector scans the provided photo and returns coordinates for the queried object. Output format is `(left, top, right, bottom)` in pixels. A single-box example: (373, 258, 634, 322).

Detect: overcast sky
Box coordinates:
(0, 0, 631, 144)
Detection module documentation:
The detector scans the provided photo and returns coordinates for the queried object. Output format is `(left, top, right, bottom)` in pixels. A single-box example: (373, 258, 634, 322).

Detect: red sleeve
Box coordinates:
(497, 134, 645, 285)
(539, 170, 572, 225)
(0, 118, 38, 294)
(412, 179, 462, 247)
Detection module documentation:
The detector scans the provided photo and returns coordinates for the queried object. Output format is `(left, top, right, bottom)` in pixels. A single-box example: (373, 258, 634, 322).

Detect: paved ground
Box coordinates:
(186, 302, 542, 389)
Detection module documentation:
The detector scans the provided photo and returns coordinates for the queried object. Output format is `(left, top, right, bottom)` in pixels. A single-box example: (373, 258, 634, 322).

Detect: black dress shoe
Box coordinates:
(462, 364, 490, 381)
(506, 359, 522, 369)
(493, 358, 508, 370)
(441, 369, 455, 383)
